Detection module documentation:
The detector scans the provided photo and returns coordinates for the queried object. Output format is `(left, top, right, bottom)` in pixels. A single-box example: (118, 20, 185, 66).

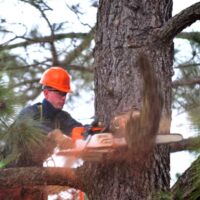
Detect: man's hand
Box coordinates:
(48, 129, 74, 149)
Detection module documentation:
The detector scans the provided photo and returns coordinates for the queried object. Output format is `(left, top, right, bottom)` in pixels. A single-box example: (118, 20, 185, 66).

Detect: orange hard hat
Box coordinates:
(40, 66, 72, 92)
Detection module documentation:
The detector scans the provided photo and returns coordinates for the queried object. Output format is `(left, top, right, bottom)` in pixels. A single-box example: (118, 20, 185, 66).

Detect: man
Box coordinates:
(19, 66, 82, 137)
(15, 66, 82, 199)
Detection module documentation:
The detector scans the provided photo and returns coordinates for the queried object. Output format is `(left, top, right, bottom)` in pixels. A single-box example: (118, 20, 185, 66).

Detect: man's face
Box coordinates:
(43, 89, 67, 109)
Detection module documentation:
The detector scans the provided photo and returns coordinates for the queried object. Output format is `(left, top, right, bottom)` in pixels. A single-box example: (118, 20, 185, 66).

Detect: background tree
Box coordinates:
(0, 0, 96, 102)
(173, 31, 200, 132)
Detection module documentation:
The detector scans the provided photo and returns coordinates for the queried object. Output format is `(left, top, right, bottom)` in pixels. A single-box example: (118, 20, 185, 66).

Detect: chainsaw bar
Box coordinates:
(56, 133, 183, 161)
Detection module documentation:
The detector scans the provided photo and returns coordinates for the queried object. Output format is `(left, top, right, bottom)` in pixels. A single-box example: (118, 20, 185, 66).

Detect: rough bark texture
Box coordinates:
(156, 2, 200, 43)
(0, 167, 81, 200)
(0, 167, 81, 189)
(85, 0, 173, 199)
(94, 0, 173, 123)
(171, 156, 200, 199)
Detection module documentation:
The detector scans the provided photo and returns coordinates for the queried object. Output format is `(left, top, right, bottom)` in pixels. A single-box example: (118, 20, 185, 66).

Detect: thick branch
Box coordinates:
(170, 136, 200, 153)
(1, 135, 199, 190)
(174, 63, 200, 69)
(0, 167, 84, 190)
(172, 76, 200, 88)
(157, 2, 200, 43)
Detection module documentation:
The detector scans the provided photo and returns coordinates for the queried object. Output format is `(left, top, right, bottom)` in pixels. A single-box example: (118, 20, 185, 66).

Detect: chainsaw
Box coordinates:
(56, 122, 183, 161)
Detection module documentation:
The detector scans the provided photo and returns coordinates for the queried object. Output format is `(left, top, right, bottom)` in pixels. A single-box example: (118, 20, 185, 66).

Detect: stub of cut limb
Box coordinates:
(110, 110, 140, 137)
(110, 110, 171, 136)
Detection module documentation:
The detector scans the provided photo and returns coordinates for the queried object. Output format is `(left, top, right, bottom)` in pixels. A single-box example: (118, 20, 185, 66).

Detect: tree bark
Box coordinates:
(0, 167, 83, 189)
(171, 156, 200, 199)
(155, 2, 200, 43)
(84, 0, 174, 199)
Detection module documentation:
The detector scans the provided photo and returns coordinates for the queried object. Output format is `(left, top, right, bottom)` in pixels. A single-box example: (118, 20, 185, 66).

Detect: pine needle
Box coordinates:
(0, 118, 55, 167)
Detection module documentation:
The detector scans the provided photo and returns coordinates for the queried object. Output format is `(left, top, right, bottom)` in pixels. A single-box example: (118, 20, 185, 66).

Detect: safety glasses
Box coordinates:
(48, 89, 67, 97)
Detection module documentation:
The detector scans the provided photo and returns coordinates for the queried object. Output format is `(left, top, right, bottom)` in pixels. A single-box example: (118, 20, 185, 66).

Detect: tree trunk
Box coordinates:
(82, 0, 174, 199)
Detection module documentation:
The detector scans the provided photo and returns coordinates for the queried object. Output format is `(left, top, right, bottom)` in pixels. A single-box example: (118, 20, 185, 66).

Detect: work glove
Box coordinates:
(48, 129, 74, 150)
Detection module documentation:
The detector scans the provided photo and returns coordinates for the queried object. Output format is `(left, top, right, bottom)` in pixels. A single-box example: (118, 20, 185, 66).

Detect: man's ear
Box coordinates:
(43, 89, 48, 99)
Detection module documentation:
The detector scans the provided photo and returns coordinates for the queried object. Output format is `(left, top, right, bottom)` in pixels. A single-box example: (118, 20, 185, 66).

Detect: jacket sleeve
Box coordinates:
(56, 111, 83, 136)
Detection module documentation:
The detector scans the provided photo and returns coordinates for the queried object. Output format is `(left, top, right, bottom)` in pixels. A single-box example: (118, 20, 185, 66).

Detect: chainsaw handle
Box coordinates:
(71, 123, 106, 143)
(71, 127, 86, 143)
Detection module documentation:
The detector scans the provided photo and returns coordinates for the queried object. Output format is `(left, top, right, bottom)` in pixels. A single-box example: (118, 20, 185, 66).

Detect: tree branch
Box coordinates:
(1, 134, 200, 191)
(0, 32, 89, 51)
(171, 156, 200, 199)
(62, 28, 94, 65)
(174, 63, 200, 69)
(0, 167, 84, 190)
(172, 76, 200, 88)
(169, 136, 200, 153)
(67, 65, 94, 73)
(156, 2, 200, 43)
(176, 32, 200, 44)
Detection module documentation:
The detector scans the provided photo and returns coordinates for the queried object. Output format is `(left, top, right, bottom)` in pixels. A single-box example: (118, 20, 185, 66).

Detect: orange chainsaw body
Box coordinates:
(56, 128, 183, 161)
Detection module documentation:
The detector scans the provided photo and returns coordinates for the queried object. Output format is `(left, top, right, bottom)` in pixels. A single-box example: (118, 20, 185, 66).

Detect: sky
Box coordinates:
(0, 0, 200, 189)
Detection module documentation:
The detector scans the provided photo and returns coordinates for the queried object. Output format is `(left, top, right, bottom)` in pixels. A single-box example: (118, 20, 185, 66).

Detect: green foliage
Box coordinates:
(189, 158, 200, 200)
(0, 78, 24, 130)
(0, 50, 44, 103)
(172, 190, 184, 200)
(173, 32, 200, 135)
(0, 118, 54, 168)
(0, 1, 95, 103)
(152, 191, 173, 200)
(177, 32, 200, 49)
(0, 78, 54, 168)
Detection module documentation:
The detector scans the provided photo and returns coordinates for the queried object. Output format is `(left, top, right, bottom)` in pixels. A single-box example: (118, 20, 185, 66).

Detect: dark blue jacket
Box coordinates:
(18, 99, 82, 136)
